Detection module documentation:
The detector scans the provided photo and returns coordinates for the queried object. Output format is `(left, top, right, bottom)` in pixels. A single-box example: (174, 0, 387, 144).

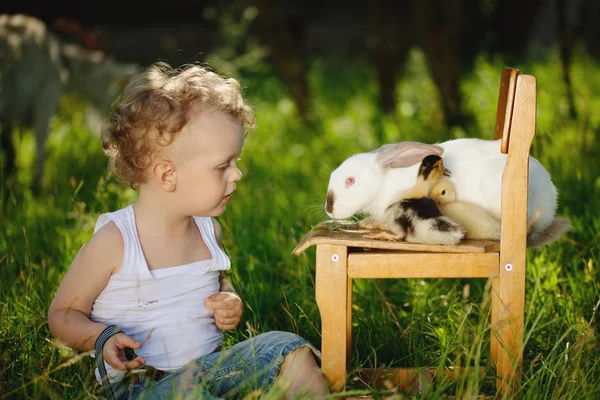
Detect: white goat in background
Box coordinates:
(0, 14, 138, 189)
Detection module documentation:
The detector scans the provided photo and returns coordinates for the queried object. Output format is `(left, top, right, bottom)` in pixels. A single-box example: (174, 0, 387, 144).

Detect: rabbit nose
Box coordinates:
(325, 191, 335, 214)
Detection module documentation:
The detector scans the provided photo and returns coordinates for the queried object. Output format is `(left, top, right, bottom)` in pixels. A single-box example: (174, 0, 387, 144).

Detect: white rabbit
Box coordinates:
(325, 138, 570, 247)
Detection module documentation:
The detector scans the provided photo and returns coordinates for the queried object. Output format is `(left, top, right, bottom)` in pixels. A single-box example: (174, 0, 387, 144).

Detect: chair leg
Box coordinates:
(347, 277, 353, 359)
(495, 267, 526, 397)
(315, 244, 349, 392)
(490, 277, 499, 370)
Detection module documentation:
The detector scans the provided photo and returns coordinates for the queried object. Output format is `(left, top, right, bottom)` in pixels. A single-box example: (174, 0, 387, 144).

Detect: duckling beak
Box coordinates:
(443, 168, 452, 177)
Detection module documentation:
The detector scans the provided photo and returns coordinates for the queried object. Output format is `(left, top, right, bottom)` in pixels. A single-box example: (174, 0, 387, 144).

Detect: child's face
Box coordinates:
(171, 107, 246, 216)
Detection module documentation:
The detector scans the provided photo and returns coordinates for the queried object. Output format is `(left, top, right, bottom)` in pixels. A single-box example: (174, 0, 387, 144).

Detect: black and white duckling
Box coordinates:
(403, 154, 452, 199)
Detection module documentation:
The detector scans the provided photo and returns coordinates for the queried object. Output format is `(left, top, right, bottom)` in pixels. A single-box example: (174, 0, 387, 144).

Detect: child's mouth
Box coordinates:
(223, 194, 232, 202)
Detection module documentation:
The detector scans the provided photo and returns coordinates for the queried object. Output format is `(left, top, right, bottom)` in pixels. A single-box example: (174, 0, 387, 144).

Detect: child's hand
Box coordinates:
(102, 333, 146, 371)
(205, 292, 243, 330)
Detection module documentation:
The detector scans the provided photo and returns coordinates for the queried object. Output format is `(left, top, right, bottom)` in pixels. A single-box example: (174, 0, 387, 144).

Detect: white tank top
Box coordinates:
(89, 205, 230, 384)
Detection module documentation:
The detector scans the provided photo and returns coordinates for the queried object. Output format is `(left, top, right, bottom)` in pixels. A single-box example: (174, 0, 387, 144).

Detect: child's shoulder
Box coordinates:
(91, 219, 124, 247)
(88, 219, 124, 252)
(89, 206, 133, 259)
(93, 206, 131, 234)
(78, 220, 124, 275)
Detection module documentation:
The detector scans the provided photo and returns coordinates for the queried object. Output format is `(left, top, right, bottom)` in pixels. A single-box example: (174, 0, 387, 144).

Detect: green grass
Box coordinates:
(1, 46, 600, 399)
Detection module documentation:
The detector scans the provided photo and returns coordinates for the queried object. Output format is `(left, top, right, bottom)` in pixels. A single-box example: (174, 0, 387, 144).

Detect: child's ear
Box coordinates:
(152, 159, 177, 192)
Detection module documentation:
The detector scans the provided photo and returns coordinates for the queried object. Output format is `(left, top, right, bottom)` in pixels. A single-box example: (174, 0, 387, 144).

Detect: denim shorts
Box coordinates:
(111, 331, 321, 400)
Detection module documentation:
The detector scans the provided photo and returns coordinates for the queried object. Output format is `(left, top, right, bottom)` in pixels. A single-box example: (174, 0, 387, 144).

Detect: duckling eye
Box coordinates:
(345, 177, 355, 188)
(441, 190, 446, 195)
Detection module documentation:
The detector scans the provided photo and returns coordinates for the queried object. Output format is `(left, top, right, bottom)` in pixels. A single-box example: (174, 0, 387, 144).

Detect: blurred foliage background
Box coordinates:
(1, 0, 600, 398)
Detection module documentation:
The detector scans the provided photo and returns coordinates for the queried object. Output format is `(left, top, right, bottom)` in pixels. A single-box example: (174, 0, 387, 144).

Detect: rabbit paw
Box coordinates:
(364, 231, 404, 241)
(358, 217, 390, 231)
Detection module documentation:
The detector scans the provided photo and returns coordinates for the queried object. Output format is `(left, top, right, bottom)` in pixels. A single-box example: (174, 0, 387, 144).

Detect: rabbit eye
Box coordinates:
(441, 190, 446, 195)
(345, 177, 355, 188)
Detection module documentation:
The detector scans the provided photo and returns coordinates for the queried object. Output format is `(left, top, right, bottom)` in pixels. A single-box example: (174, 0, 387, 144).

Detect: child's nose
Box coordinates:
(231, 167, 242, 182)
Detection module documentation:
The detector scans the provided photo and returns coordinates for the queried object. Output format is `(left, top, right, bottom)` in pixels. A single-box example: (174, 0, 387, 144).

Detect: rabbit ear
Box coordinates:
(374, 142, 444, 169)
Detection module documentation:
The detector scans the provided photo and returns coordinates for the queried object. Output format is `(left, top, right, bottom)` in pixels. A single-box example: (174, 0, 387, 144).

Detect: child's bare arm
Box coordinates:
(207, 218, 243, 330)
(48, 223, 121, 350)
(47, 222, 145, 369)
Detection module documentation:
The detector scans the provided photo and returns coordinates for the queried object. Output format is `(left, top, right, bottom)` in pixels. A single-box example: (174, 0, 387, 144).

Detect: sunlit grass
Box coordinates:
(1, 46, 599, 398)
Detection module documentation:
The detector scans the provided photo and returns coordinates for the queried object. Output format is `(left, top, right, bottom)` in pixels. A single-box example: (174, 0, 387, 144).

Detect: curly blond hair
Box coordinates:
(102, 62, 255, 186)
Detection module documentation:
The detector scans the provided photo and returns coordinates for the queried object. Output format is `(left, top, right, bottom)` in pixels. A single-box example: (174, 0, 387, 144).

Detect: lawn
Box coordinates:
(1, 47, 599, 399)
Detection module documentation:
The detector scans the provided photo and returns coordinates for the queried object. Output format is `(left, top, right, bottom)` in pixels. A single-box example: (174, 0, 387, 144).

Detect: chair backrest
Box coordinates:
(493, 67, 536, 157)
(494, 67, 537, 265)
(494, 68, 519, 151)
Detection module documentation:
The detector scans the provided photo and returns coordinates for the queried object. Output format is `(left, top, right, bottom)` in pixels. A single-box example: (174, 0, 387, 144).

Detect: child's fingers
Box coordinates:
(205, 297, 242, 311)
(205, 300, 231, 310)
(102, 333, 145, 371)
(122, 356, 146, 370)
(214, 309, 242, 318)
(103, 346, 126, 370)
(205, 292, 230, 303)
(104, 348, 146, 371)
(204, 300, 220, 310)
(215, 315, 240, 326)
(216, 320, 239, 330)
(115, 333, 143, 350)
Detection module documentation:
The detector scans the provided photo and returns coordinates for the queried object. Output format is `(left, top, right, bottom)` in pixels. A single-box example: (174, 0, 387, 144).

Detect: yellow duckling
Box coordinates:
(429, 180, 502, 240)
(430, 180, 541, 240)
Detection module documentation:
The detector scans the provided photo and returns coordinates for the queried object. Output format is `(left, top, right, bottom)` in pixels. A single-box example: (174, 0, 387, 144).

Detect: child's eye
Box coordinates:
(218, 164, 228, 171)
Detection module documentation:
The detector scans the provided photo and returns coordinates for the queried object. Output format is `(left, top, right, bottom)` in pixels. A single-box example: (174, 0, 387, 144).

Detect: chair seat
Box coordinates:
(292, 227, 501, 256)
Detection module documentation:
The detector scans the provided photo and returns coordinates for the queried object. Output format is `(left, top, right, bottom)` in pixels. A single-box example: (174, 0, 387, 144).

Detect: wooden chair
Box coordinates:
(292, 67, 536, 398)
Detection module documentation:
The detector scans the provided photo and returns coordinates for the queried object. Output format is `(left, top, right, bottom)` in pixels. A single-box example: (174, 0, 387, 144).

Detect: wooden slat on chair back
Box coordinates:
(499, 69, 537, 241)
(494, 68, 519, 153)
(499, 69, 537, 246)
